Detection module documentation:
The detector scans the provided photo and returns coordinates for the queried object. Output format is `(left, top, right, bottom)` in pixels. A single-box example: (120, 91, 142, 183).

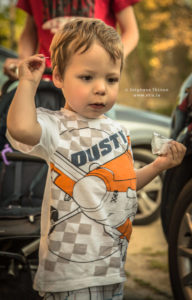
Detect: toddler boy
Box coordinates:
(7, 18, 186, 300)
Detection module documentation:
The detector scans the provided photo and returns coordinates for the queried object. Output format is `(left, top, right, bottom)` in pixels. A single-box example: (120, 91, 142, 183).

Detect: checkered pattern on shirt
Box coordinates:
(35, 109, 135, 292)
(45, 206, 125, 275)
(57, 114, 128, 172)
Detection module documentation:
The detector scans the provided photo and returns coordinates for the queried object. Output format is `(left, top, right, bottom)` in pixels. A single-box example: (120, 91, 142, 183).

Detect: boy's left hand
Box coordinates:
(152, 141, 186, 172)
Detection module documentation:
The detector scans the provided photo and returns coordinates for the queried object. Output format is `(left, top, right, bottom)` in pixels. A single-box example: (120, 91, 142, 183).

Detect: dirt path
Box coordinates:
(123, 218, 173, 300)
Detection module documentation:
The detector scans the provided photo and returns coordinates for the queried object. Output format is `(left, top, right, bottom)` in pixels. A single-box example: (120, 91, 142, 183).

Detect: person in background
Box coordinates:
(6, 18, 186, 300)
(3, 0, 140, 80)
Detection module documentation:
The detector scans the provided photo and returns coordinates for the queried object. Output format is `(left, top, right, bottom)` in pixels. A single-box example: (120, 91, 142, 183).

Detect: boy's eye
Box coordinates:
(107, 77, 119, 84)
(79, 75, 92, 81)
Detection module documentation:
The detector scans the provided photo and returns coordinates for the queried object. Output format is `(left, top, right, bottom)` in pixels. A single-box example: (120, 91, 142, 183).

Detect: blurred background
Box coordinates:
(1, 0, 192, 116)
(1, 2, 192, 299)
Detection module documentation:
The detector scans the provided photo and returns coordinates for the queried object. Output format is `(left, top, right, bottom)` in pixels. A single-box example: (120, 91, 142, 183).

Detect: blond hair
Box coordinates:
(50, 17, 124, 77)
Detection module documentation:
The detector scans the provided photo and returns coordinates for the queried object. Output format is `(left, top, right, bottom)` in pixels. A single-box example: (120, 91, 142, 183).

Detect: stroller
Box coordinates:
(161, 81, 192, 240)
(0, 78, 65, 299)
(160, 77, 192, 299)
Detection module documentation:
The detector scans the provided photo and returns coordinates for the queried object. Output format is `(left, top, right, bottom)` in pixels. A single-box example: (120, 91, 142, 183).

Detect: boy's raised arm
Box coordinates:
(7, 55, 45, 146)
(135, 141, 186, 190)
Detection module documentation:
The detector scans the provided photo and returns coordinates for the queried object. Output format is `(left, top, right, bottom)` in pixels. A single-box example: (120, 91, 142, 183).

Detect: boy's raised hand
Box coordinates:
(153, 141, 186, 172)
(18, 54, 46, 86)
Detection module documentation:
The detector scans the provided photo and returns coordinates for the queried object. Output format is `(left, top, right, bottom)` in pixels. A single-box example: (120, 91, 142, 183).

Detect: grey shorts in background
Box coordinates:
(43, 283, 123, 300)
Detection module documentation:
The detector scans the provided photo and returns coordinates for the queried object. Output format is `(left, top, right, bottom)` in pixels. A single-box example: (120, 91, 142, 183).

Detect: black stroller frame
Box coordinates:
(0, 79, 65, 299)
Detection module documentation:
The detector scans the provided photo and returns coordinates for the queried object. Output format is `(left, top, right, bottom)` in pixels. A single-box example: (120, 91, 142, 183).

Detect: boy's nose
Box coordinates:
(93, 81, 106, 95)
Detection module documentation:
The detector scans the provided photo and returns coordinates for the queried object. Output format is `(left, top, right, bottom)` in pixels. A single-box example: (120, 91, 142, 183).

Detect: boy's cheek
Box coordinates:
(76, 88, 89, 100)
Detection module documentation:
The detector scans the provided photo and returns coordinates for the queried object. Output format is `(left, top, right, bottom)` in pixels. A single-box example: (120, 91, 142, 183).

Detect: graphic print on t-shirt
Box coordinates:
(48, 124, 137, 264)
(42, 0, 95, 32)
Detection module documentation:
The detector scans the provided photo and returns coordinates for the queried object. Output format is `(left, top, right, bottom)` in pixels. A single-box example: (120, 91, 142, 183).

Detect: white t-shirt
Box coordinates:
(7, 108, 137, 293)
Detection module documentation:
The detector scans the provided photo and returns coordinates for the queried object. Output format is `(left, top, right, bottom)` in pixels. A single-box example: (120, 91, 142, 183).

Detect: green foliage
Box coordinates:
(0, 7, 10, 47)
(120, 0, 192, 114)
(0, 6, 26, 50)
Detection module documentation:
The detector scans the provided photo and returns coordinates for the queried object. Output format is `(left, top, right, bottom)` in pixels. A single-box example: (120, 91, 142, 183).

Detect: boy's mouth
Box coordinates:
(89, 103, 106, 109)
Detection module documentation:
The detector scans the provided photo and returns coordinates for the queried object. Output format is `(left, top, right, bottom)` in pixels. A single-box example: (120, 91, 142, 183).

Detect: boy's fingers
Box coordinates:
(169, 141, 186, 161)
(26, 55, 45, 72)
(29, 60, 44, 70)
(28, 54, 45, 60)
(173, 141, 186, 154)
(169, 142, 177, 160)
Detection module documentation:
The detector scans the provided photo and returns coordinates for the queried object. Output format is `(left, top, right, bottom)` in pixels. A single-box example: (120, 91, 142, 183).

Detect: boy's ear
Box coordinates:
(52, 66, 63, 88)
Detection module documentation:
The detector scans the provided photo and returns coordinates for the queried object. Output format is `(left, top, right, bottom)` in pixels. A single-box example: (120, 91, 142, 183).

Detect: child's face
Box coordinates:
(59, 42, 121, 119)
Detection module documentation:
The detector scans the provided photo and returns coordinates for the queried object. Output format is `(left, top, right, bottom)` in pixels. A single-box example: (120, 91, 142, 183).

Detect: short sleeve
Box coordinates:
(113, 0, 141, 13)
(6, 108, 60, 161)
(119, 124, 135, 159)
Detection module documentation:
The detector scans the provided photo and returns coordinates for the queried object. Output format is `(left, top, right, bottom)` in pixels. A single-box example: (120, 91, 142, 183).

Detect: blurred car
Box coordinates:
(161, 72, 192, 300)
(0, 45, 171, 225)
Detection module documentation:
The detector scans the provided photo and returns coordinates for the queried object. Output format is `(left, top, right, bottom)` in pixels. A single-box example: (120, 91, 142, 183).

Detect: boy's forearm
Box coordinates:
(135, 162, 161, 191)
(7, 80, 41, 145)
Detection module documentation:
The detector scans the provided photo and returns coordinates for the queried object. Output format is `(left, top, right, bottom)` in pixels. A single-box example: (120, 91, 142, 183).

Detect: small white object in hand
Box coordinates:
(151, 132, 172, 155)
